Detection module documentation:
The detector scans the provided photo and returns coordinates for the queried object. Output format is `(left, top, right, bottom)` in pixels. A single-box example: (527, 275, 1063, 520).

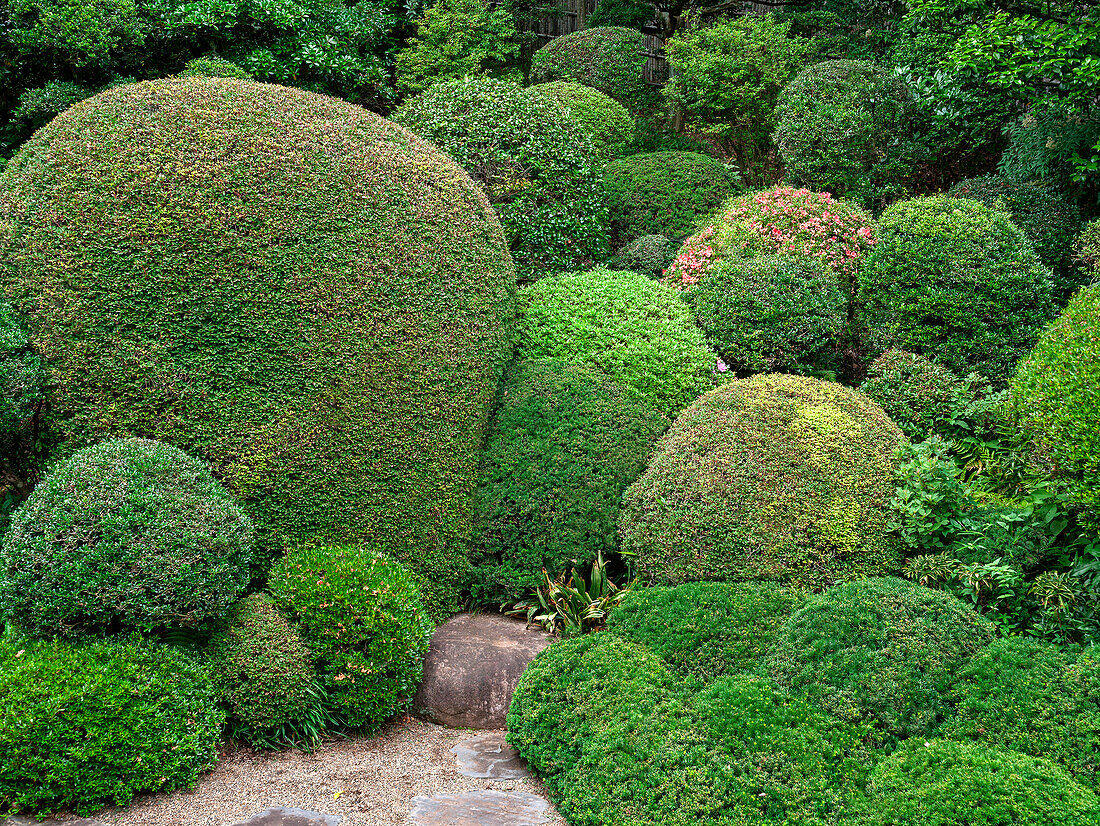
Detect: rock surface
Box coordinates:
(225, 808, 342, 826)
(452, 733, 531, 780)
(409, 791, 552, 826)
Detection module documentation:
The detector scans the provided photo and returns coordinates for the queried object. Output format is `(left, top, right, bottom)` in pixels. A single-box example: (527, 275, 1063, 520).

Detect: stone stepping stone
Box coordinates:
(452, 733, 531, 781)
(226, 808, 342, 826)
(409, 791, 551, 826)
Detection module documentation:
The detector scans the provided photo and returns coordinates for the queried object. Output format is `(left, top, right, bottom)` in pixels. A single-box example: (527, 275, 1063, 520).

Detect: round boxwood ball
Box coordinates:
(601, 151, 738, 246)
(0, 437, 255, 637)
(525, 81, 636, 161)
(858, 194, 1054, 384)
(619, 374, 904, 589)
(0, 77, 515, 620)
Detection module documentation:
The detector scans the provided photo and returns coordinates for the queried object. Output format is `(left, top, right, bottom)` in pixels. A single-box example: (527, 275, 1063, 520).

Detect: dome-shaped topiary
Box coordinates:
(619, 374, 904, 588)
(0, 438, 254, 637)
(394, 77, 607, 281)
(525, 81, 635, 161)
(0, 77, 515, 619)
(858, 194, 1054, 384)
(768, 577, 995, 741)
(516, 268, 715, 417)
(774, 59, 917, 209)
(472, 358, 668, 602)
(609, 234, 677, 278)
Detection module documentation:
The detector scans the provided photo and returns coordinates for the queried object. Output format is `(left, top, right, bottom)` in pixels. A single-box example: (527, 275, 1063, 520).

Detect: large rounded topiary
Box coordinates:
(393, 77, 607, 280)
(619, 374, 904, 588)
(516, 268, 715, 416)
(601, 151, 738, 246)
(858, 195, 1054, 384)
(525, 81, 635, 161)
(0, 77, 515, 619)
(0, 438, 254, 637)
(473, 359, 668, 601)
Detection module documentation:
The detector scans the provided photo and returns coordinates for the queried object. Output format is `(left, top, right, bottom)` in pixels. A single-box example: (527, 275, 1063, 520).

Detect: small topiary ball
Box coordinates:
(268, 544, 433, 731)
(0, 635, 223, 816)
(858, 194, 1055, 384)
(681, 253, 847, 376)
(0, 300, 42, 465)
(515, 268, 715, 417)
(768, 577, 995, 741)
(207, 593, 322, 746)
(600, 151, 739, 246)
(473, 359, 668, 602)
(178, 55, 252, 79)
(525, 81, 635, 161)
(619, 374, 904, 589)
(850, 739, 1100, 826)
(0, 437, 255, 637)
(609, 234, 677, 278)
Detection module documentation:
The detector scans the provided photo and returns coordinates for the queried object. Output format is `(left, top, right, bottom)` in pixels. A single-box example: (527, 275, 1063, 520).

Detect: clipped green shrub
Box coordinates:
(0, 300, 42, 463)
(682, 254, 847, 376)
(394, 77, 607, 280)
(775, 59, 916, 209)
(850, 739, 1100, 826)
(516, 268, 714, 416)
(526, 81, 635, 161)
(207, 593, 323, 746)
(0, 635, 223, 816)
(0, 438, 254, 637)
(768, 577, 995, 741)
(0, 77, 515, 619)
(609, 234, 677, 278)
(620, 374, 903, 589)
(858, 195, 1055, 383)
(605, 581, 804, 682)
(268, 544, 432, 731)
(473, 359, 668, 602)
(600, 151, 738, 245)
(179, 55, 251, 78)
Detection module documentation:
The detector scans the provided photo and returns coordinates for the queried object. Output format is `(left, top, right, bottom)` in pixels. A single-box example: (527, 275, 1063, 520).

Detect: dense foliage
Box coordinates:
(610, 234, 677, 278)
(526, 81, 635, 161)
(0, 299, 41, 467)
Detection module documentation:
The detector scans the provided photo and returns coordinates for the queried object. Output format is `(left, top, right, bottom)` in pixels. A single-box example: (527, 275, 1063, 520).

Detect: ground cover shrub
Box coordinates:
(858, 195, 1054, 384)
(394, 77, 606, 280)
(681, 254, 847, 376)
(515, 268, 714, 417)
(268, 544, 432, 731)
(525, 82, 635, 161)
(0, 635, 222, 816)
(600, 151, 738, 246)
(0, 77, 515, 619)
(0, 438, 254, 637)
(619, 374, 903, 589)
(472, 359, 668, 602)
(0, 300, 42, 465)
(609, 234, 677, 278)
(605, 581, 804, 682)
(768, 577, 995, 742)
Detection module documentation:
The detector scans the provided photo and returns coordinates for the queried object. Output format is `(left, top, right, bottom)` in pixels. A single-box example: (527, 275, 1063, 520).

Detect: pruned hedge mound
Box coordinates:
(526, 81, 635, 161)
(0, 77, 515, 618)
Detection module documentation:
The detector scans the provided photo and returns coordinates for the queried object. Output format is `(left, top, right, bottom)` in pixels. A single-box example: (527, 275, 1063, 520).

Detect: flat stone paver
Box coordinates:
(408, 791, 551, 826)
(451, 733, 531, 781)
(226, 808, 342, 826)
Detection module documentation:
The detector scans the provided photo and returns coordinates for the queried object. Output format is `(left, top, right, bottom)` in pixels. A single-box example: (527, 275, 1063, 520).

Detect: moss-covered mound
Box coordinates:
(619, 374, 903, 588)
(0, 77, 516, 618)
(525, 81, 635, 161)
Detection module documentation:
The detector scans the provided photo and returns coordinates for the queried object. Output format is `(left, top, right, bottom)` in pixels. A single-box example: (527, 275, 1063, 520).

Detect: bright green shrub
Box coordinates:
(515, 268, 714, 416)
(526, 82, 635, 161)
(394, 77, 607, 280)
(850, 739, 1100, 826)
(0, 438, 254, 637)
(0, 78, 515, 619)
(5, 0, 146, 67)
(473, 359, 668, 602)
(600, 151, 738, 245)
(620, 374, 903, 589)
(605, 581, 804, 682)
(268, 544, 432, 731)
(768, 577, 995, 741)
(858, 195, 1055, 383)
(940, 636, 1100, 789)
(179, 55, 252, 78)
(609, 234, 677, 278)
(207, 593, 323, 746)
(0, 635, 223, 816)
(775, 59, 917, 209)
(682, 254, 847, 376)
(0, 300, 42, 463)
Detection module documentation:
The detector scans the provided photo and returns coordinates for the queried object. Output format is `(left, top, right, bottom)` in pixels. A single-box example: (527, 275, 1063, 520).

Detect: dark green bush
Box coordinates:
(268, 544, 432, 731)
(620, 374, 903, 589)
(0, 438, 255, 637)
(605, 581, 804, 682)
(586, 0, 652, 30)
(1078, 219, 1100, 280)
(850, 739, 1100, 826)
(768, 577, 995, 742)
(179, 55, 252, 78)
(516, 268, 715, 417)
(0, 300, 42, 464)
(609, 234, 677, 278)
(0, 78, 516, 619)
(600, 151, 738, 246)
(858, 195, 1055, 384)
(682, 254, 847, 376)
(0, 635, 223, 816)
(473, 359, 668, 602)
(525, 81, 635, 161)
